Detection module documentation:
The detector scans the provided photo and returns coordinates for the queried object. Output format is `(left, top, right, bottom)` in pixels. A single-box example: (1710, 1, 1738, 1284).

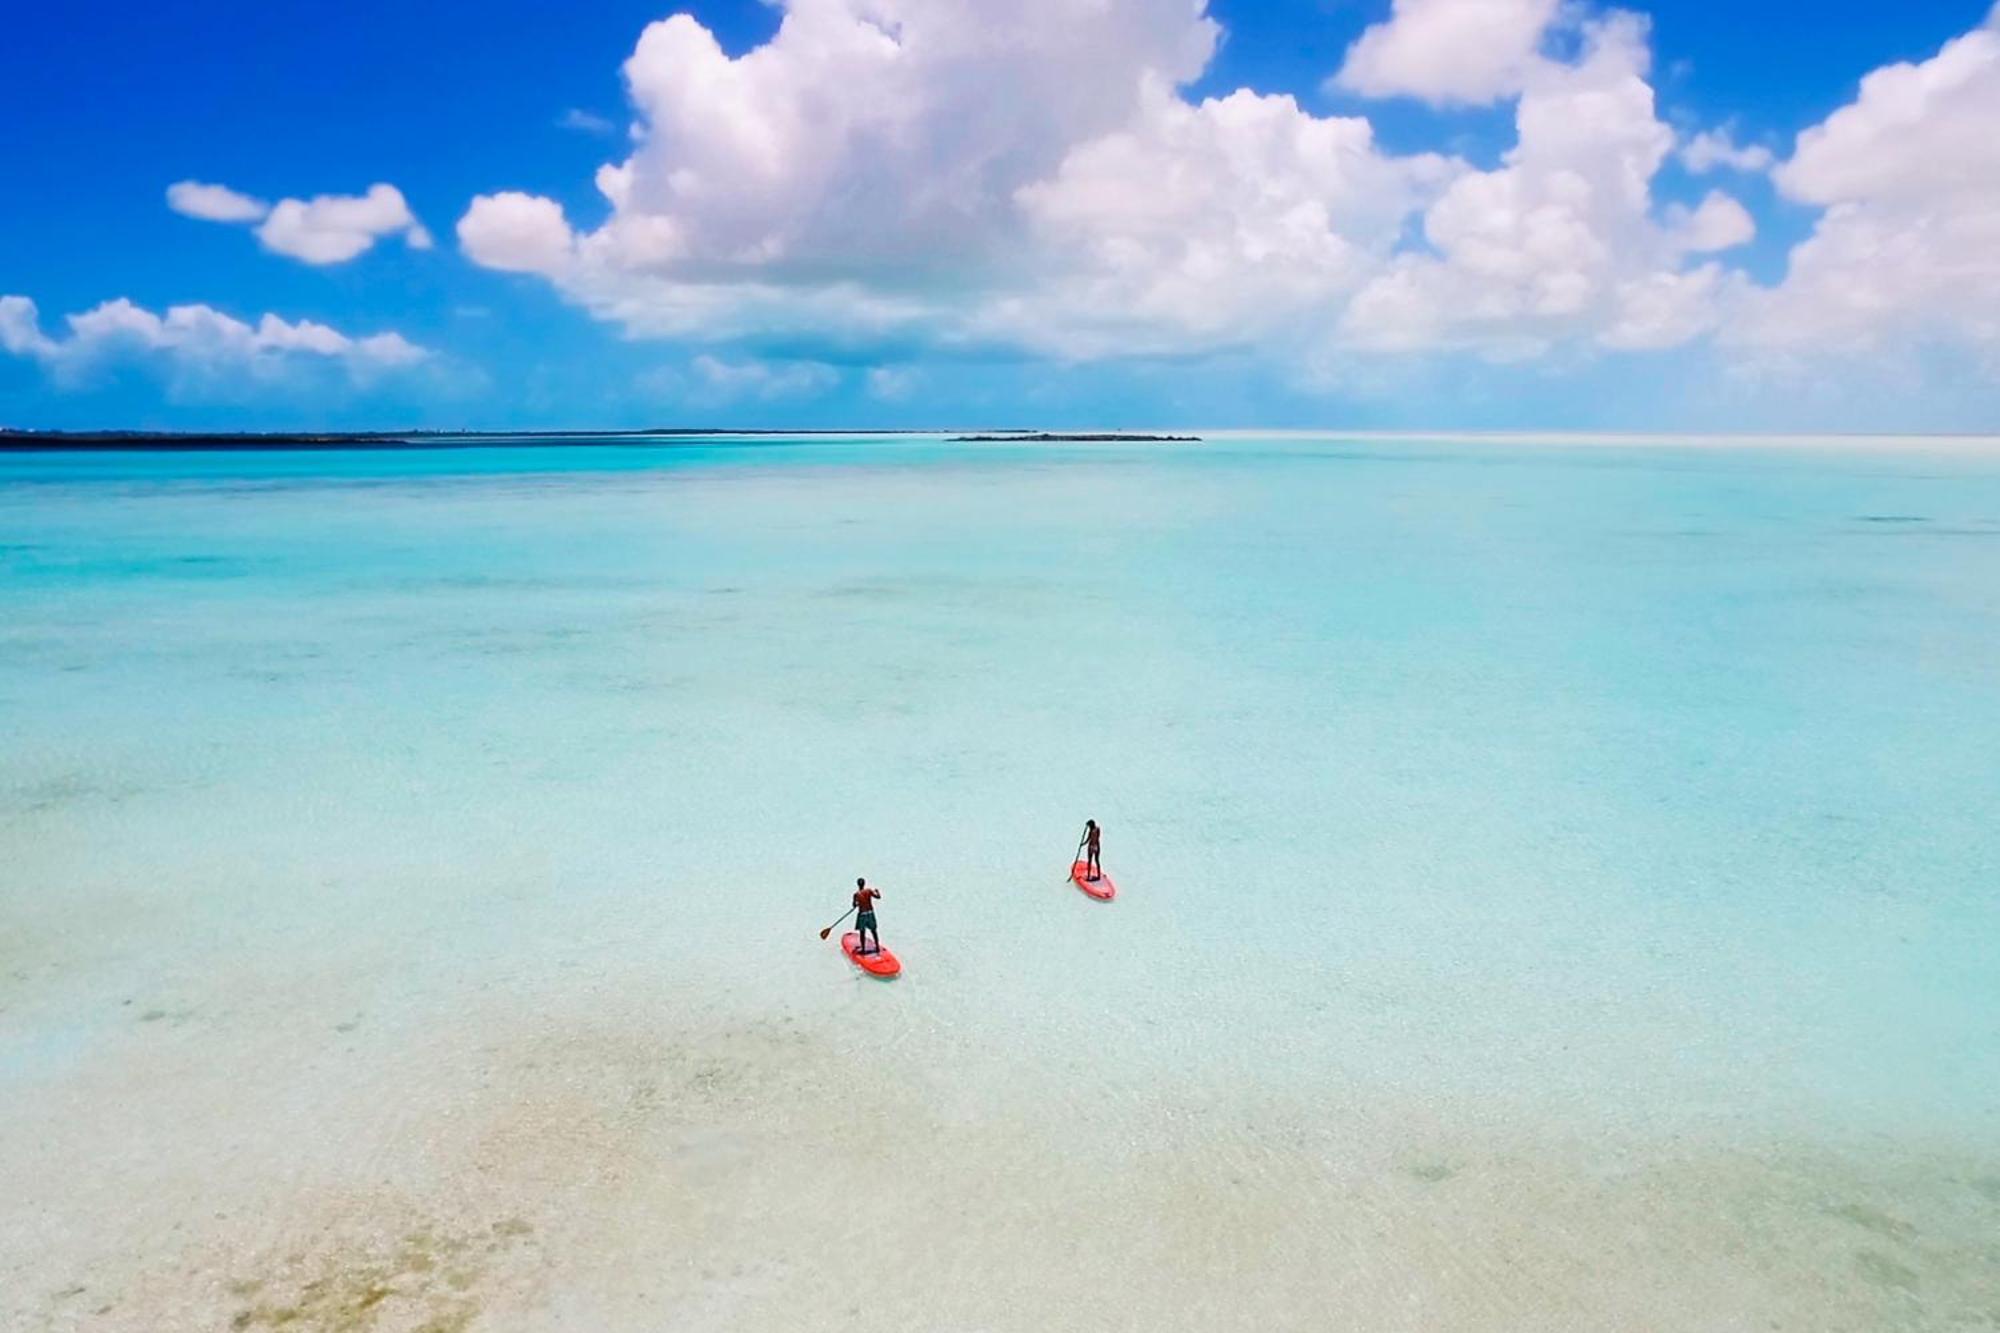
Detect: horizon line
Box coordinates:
(7, 427, 2000, 452)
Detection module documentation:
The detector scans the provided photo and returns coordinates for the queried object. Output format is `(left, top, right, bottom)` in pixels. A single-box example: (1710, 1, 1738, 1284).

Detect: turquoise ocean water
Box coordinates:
(3, 435, 1997, 1328)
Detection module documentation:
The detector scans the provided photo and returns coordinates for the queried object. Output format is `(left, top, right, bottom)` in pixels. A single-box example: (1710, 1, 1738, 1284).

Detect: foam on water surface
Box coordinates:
(3, 435, 1997, 1329)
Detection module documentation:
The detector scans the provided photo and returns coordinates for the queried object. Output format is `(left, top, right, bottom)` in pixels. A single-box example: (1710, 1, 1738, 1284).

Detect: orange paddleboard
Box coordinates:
(1070, 859, 1116, 901)
(841, 931, 901, 978)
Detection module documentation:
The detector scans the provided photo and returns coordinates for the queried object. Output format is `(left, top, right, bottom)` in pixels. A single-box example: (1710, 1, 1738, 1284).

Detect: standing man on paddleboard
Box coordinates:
(1082, 820, 1103, 881)
(852, 877, 883, 955)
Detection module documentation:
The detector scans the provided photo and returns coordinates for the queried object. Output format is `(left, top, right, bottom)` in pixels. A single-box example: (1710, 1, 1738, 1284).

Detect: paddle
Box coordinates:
(1066, 836, 1085, 881)
(818, 905, 857, 941)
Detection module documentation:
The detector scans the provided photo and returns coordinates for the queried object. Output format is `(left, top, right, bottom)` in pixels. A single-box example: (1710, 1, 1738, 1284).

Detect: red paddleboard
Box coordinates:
(1070, 860, 1116, 901)
(841, 931, 901, 978)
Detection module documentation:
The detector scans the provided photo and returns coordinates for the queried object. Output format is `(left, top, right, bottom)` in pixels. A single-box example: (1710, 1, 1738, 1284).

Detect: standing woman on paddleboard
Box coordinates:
(852, 877, 883, 955)
(1082, 820, 1102, 882)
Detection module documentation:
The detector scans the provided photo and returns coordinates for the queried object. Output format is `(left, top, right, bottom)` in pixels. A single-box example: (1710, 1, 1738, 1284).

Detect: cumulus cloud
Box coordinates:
(448, 0, 1999, 389)
(256, 184, 432, 264)
(461, 0, 1220, 348)
(0, 293, 428, 393)
(1333, 0, 1561, 105)
(457, 0, 1743, 368)
(1678, 127, 1774, 174)
(1665, 191, 1756, 253)
(607, 0, 1216, 273)
(457, 192, 578, 276)
(1733, 10, 2000, 365)
(166, 180, 270, 223)
(1338, 13, 1749, 358)
(1003, 82, 1459, 357)
(169, 180, 431, 264)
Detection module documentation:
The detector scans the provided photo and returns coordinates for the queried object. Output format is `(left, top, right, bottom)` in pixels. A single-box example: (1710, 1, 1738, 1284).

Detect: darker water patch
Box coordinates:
(815, 579, 906, 602)
(1852, 1248, 1921, 1293)
(5, 772, 147, 814)
(20, 552, 256, 581)
(1828, 1202, 1917, 1240)
(1854, 515, 1928, 524)
(1849, 524, 2000, 538)
(387, 572, 651, 595)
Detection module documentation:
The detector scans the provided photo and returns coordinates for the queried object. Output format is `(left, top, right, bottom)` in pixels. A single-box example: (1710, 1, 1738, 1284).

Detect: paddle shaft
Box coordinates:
(819, 905, 857, 940)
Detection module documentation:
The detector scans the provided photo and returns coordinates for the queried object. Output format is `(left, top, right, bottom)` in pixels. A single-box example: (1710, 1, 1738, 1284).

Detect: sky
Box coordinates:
(2, 0, 1998, 433)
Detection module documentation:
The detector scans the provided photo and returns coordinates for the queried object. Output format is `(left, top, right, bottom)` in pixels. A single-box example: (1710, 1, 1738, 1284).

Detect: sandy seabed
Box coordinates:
(5, 956, 1996, 1333)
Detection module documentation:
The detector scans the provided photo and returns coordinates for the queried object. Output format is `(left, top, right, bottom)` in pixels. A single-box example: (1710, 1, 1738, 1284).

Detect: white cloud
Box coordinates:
(461, 0, 1220, 347)
(1677, 127, 1774, 174)
(1666, 191, 1756, 253)
(169, 181, 431, 264)
(1004, 81, 1459, 357)
(1601, 263, 1732, 350)
(559, 108, 618, 135)
(640, 354, 841, 405)
(866, 366, 917, 401)
(1777, 18, 2000, 208)
(448, 0, 1998, 390)
(608, 0, 1217, 272)
(0, 294, 428, 392)
(1333, 0, 1561, 105)
(256, 184, 432, 264)
(459, 0, 1734, 368)
(166, 180, 270, 223)
(0, 296, 55, 359)
(691, 354, 838, 400)
(1733, 11, 2000, 365)
(1338, 13, 1747, 357)
(457, 192, 580, 277)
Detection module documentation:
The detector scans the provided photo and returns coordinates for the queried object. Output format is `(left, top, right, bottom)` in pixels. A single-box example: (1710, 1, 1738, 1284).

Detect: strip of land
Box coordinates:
(949, 432, 1200, 442)
(0, 429, 923, 451)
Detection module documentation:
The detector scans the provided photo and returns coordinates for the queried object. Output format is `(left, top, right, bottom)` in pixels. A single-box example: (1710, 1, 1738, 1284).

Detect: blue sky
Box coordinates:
(3, 0, 1997, 431)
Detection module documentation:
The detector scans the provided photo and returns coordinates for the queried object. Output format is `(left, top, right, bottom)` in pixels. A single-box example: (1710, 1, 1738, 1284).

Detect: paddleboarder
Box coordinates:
(852, 877, 883, 955)
(1081, 819, 1102, 882)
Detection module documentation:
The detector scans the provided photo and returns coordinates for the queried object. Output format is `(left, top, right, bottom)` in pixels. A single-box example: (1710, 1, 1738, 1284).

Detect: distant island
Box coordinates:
(948, 432, 1200, 443)
(0, 428, 1198, 451)
(0, 428, 908, 451)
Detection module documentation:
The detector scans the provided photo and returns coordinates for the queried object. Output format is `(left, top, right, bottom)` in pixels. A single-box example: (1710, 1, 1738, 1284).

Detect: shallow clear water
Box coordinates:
(4, 435, 1997, 1329)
